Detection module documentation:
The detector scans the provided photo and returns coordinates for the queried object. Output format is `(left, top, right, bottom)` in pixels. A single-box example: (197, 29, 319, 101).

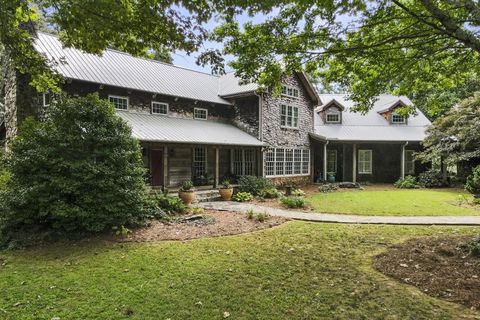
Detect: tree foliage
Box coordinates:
(0, 94, 153, 246)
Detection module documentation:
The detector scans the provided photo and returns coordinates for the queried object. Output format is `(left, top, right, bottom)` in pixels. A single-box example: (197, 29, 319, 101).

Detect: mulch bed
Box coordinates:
(117, 210, 288, 242)
(374, 235, 480, 309)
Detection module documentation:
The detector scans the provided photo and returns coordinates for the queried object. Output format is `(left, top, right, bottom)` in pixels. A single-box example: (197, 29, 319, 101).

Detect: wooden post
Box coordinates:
(352, 144, 357, 183)
(163, 146, 169, 189)
(342, 144, 346, 182)
(214, 147, 219, 188)
(400, 143, 405, 179)
(323, 142, 328, 181)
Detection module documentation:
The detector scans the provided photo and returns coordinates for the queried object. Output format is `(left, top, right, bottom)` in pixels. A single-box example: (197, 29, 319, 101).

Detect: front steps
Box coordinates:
(168, 189, 222, 203)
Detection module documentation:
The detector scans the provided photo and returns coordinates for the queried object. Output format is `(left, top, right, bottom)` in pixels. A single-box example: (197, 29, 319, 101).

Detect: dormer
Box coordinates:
(318, 99, 345, 124)
(377, 100, 409, 125)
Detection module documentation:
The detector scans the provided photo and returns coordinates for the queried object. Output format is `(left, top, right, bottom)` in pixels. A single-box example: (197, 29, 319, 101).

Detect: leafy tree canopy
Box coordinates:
(208, 0, 480, 114)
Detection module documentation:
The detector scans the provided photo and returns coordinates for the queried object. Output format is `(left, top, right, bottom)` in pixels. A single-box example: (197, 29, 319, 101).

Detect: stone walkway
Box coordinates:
(198, 201, 480, 226)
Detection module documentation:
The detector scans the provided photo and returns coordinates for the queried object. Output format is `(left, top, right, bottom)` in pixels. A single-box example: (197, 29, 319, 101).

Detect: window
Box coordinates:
(152, 101, 168, 115)
(391, 113, 406, 124)
(265, 148, 310, 177)
(325, 110, 341, 124)
(194, 108, 208, 120)
(108, 95, 128, 110)
(405, 150, 415, 174)
(327, 150, 337, 173)
(281, 85, 299, 98)
(233, 149, 257, 176)
(193, 147, 207, 178)
(358, 150, 372, 174)
(280, 105, 299, 128)
(42, 93, 50, 107)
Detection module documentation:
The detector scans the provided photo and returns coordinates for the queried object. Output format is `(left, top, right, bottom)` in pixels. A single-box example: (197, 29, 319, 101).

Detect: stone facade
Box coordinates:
(231, 95, 260, 138)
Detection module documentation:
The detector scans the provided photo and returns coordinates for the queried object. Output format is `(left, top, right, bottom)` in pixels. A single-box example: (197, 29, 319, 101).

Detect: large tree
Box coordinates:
(208, 1, 480, 114)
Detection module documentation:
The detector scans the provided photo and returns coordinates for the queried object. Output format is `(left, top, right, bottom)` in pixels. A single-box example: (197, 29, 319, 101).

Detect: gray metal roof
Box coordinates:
(315, 94, 432, 142)
(117, 112, 264, 146)
(218, 72, 258, 96)
(34, 32, 232, 105)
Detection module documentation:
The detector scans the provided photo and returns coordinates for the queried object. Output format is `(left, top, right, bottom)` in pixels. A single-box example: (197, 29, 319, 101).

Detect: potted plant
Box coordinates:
(327, 172, 336, 183)
(178, 180, 195, 205)
(218, 179, 234, 201)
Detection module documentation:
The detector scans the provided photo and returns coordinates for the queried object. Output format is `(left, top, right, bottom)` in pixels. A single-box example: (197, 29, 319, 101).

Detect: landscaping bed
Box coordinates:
(118, 210, 287, 242)
(374, 235, 480, 309)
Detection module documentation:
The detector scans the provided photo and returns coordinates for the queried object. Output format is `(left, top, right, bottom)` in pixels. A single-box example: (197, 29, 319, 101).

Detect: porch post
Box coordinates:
(323, 142, 328, 181)
(163, 146, 169, 189)
(214, 147, 220, 188)
(352, 144, 357, 183)
(400, 143, 405, 179)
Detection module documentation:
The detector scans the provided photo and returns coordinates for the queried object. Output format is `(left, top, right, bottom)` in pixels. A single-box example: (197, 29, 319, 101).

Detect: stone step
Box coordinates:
(168, 189, 222, 203)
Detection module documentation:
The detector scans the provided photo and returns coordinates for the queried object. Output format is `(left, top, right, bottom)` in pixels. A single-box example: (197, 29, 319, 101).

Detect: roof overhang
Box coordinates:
(377, 99, 407, 114)
(318, 98, 345, 112)
(297, 72, 320, 105)
(309, 132, 327, 142)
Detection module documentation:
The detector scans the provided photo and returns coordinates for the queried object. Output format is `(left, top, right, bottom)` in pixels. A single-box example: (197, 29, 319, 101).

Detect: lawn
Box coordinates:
(1, 222, 479, 319)
(307, 188, 480, 216)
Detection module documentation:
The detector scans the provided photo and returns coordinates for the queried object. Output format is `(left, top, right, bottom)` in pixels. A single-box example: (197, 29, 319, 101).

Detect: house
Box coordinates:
(1, 32, 432, 188)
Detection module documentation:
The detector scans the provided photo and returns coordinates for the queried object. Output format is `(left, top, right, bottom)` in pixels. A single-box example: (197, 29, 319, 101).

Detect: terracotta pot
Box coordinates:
(179, 190, 195, 205)
(219, 187, 234, 201)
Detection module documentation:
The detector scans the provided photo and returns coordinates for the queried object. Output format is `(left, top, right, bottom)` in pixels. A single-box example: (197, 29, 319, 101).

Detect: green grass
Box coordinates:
(1, 223, 480, 319)
(308, 189, 480, 216)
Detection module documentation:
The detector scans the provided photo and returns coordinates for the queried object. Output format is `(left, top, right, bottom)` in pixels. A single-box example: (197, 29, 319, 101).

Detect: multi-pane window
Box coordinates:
(391, 113, 406, 124)
(326, 111, 341, 123)
(265, 148, 310, 177)
(233, 149, 256, 176)
(194, 108, 208, 120)
(358, 150, 372, 174)
(108, 95, 129, 110)
(280, 105, 299, 128)
(327, 150, 337, 173)
(405, 150, 415, 174)
(152, 101, 168, 115)
(281, 85, 299, 98)
(233, 149, 243, 176)
(193, 147, 207, 178)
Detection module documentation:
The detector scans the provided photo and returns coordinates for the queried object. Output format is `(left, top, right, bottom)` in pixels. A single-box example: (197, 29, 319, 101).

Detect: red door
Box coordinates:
(151, 149, 164, 187)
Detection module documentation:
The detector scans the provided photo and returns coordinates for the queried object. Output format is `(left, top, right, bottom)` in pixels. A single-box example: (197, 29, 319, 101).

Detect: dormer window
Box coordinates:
(391, 113, 406, 124)
(319, 99, 345, 125)
(325, 110, 341, 124)
(281, 85, 299, 98)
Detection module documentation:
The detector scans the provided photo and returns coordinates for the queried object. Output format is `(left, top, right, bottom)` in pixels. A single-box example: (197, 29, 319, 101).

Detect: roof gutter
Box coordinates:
(254, 91, 263, 141)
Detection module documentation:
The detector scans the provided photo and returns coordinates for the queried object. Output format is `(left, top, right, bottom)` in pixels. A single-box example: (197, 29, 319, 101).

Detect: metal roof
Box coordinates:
(218, 72, 258, 96)
(34, 32, 231, 105)
(315, 94, 432, 142)
(117, 112, 265, 146)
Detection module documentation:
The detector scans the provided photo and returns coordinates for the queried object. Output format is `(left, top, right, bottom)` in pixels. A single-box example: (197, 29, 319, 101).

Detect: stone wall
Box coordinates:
(261, 74, 315, 148)
(231, 95, 259, 138)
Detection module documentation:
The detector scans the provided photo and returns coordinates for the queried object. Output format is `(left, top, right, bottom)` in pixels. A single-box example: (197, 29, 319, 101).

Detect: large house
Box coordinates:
(1, 32, 432, 188)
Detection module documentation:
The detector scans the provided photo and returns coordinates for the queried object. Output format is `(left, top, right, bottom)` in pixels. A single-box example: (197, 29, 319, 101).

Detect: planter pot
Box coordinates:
(179, 190, 195, 205)
(328, 176, 336, 183)
(219, 187, 234, 201)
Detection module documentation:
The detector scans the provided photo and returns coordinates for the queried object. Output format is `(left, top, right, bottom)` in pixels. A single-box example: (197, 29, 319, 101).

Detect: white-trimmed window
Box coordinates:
(152, 101, 168, 115)
(358, 150, 372, 174)
(194, 108, 208, 120)
(405, 150, 415, 174)
(42, 93, 51, 107)
(281, 85, 299, 98)
(233, 149, 256, 176)
(391, 113, 406, 124)
(193, 147, 207, 177)
(265, 148, 310, 177)
(108, 95, 129, 110)
(280, 105, 299, 128)
(325, 110, 341, 124)
(327, 150, 337, 173)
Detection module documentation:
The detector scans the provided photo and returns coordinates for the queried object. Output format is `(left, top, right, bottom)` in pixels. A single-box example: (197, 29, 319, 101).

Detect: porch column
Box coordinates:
(400, 143, 405, 179)
(352, 144, 357, 183)
(163, 146, 169, 189)
(214, 147, 220, 188)
(323, 142, 328, 181)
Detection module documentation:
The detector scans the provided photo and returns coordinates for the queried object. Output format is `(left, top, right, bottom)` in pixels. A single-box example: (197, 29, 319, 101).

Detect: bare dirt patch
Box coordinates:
(374, 235, 480, 309)
(118, 210, 288, 242)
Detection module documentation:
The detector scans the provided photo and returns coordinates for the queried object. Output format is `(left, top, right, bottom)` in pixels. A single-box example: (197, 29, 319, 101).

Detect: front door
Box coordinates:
(151, 149, 164, 187)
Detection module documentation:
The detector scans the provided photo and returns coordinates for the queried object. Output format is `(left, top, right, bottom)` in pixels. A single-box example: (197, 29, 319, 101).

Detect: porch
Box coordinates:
(312, 141, 428, 183)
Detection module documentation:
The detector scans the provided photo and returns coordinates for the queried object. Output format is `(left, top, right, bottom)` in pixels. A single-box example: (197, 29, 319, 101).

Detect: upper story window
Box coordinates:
(325, 110, 341, 124)
(108, 95, 129, 110)
(280, 104, 299, 128)
(194, 107, 208, 120)
(152, 101, 168, 115)
(281, 85, 299, 98)
(391, 112, 406, 124)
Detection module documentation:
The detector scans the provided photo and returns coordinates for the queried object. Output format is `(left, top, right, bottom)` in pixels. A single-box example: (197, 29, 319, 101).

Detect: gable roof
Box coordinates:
(34, 32, 319, 105)
(314, 94, 432, 142)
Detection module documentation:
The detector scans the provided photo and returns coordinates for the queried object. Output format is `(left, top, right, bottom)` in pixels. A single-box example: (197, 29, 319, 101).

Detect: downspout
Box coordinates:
(401, 141, 409, 179)
(323, 140, 329, 182)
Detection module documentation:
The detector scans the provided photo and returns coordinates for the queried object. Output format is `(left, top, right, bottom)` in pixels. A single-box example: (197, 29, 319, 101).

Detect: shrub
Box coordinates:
(418, 169, 446, 188)
(280, 196, 306, 208)
(180, 180, 194, 191)
(460, 237, 480, 257)
(246, 209, 255, 219)
(291, 188, 306, 197)
(465, 165, 480, 195)
(394, 175, 418, 189)
(0, 94, 153, 246)
(221, 179, 231, 188)
(153, 193, 187, 214)
(191, 207, 204, 215)
(259, 187, 282, 199)
(255, 211, 268, 222)
(232, 192, 253, 202)
(319, 183, 338, 193)
(237, 175, 273, 196)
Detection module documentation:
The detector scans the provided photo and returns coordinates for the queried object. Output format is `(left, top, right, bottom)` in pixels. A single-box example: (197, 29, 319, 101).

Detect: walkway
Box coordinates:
(198, 201, 480, 226)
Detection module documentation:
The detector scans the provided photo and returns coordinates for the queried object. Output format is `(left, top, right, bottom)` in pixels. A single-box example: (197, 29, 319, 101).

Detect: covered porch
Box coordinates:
(312, 140, 428, 183)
